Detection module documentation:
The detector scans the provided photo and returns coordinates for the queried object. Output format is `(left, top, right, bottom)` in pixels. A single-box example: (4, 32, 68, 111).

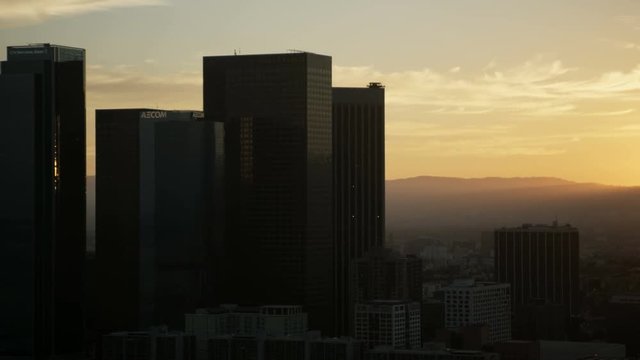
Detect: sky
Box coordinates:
(1, 0, 640, 185)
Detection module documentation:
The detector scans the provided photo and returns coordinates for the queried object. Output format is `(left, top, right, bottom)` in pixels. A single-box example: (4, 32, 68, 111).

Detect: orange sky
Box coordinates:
(2, 0, 640, 185)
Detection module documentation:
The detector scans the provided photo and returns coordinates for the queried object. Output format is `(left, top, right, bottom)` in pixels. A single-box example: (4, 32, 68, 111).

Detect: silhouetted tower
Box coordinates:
(203, 52, 333, 333)
(332, 83, 385, 335)
(0, 44, 86, 358)
(96, 109, 223, 332)
(495, 223, 580, 324)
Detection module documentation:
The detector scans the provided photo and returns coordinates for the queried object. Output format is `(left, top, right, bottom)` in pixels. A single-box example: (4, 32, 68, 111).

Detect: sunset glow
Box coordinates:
(2, 0, 639, 185)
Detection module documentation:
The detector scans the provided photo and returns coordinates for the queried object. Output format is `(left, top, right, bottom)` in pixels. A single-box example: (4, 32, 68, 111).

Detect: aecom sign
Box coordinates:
(140, 111, 168, 119)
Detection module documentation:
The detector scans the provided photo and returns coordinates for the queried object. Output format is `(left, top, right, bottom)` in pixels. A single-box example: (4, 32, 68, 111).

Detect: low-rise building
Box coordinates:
(355, 300, 421, 349)
(102, 327, 196, 360)
(443, 280, 511, 344)
(185, 304, 307, 360)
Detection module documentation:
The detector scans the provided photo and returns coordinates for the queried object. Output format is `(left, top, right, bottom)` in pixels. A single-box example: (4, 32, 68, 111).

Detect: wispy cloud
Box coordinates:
(616, 15, 640, 31)
(603, 38, 640, 51)
(0, 0, 166, 28)
(334, 57, 640, 116)
(87, 64, 201, 109)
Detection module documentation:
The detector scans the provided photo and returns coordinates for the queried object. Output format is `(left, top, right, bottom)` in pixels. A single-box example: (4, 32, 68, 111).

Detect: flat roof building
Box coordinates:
(96, 109, 223, 333)
(355, 300, 421, 350)
(0, 43, 86, 358)
(333, 84, 386, 336)
(443, 280, 511, 344)
(495, 223, 580, 327)
(203, 52, 333, 333)
(102, 327, 196, 360)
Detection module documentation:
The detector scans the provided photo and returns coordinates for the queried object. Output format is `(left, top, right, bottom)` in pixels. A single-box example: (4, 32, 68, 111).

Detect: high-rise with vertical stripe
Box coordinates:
(494, 223, 580, 321)
(332, 83, 385, 336)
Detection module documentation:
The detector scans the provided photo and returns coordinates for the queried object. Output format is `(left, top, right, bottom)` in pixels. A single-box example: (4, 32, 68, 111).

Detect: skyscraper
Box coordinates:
(494, 223, 580, 322)
(96, 109, 223, 333)
(0, 44, 86, 358)
(351, 248, 422, 305)
(332, 84, 385, 335)
(203, 52, 333, 333)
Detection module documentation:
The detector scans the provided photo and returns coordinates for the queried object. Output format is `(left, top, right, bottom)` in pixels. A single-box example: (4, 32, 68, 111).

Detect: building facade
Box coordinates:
(203, 52, 333, 333)
(494, 223, 580, 319)
(443, 280, 511, 344)
(102, 328, 196, 360)
(208, 333, 365, 360)
(0, 43, 86, 358)
(186, 305, 308, 360)
(332, 84, 386, 336)
(355, 300, 421, 349)
(96, 109, 223, 333)
(352, 248, 423, 305)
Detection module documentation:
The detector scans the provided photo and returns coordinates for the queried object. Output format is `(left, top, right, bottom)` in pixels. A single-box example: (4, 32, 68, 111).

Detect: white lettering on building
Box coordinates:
(140, 111, 168, 119)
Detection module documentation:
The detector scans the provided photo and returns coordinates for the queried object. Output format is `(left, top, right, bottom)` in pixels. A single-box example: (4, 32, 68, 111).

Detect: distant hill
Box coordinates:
(386, 176, 640, 249)
(86, 175, 640, 251)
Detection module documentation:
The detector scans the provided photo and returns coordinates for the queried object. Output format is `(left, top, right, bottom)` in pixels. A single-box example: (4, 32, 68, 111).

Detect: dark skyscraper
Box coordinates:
(0, 44, 86, 358)
(351, 248, 422, 305)
(495, 223, 580, 324)
(96, 109, 223, 333)
(332, 84, 385, 335)
(203, 52, 333, 333)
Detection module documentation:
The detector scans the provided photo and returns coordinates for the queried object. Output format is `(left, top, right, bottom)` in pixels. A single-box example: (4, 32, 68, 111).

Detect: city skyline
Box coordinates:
(2, 0, 640, 185)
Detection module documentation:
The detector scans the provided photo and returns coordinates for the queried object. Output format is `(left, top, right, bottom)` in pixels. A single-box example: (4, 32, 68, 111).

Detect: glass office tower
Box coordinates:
(495, 223, 580, 322)
(203, 52, 334, 333)
(0, 44, 86, 358)
(96, 109, 223, 333)
(332, 84, 385, 336)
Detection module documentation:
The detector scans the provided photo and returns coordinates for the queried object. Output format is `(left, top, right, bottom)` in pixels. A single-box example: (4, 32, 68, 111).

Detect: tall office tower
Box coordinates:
(352, 248, 423, 304)
(332, 83, 385, 336)
(96, 109, 223, 333)
(443, 280, 511, 344)
(354, 300, 421, 349)
(203, 52, 333, 333)
(494, 223, 580, 322)
(0, 44, 86, 358)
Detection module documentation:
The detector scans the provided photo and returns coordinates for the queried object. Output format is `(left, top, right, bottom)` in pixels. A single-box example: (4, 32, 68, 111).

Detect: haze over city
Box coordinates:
(2, 0, 640, 185)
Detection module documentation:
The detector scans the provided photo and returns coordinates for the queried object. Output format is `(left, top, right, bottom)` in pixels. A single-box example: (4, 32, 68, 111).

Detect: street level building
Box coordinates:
(354, 300, 421, 349)
(102, 327, 196, 360)
(367, 346, 499, 360)
(0, 43, 86, 358)
(208, 332, 365, 360)
(185, 305, 308, 360)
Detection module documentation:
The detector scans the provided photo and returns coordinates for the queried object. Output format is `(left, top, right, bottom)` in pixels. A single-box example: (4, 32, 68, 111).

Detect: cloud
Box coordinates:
(616, 15, 640, 31)
(387, 130, 570, 157)
(334, 57, 640, 116)
(0, 0, 166, 28)
(87, 64, 201, 109)
(603, 38, 640, 51)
